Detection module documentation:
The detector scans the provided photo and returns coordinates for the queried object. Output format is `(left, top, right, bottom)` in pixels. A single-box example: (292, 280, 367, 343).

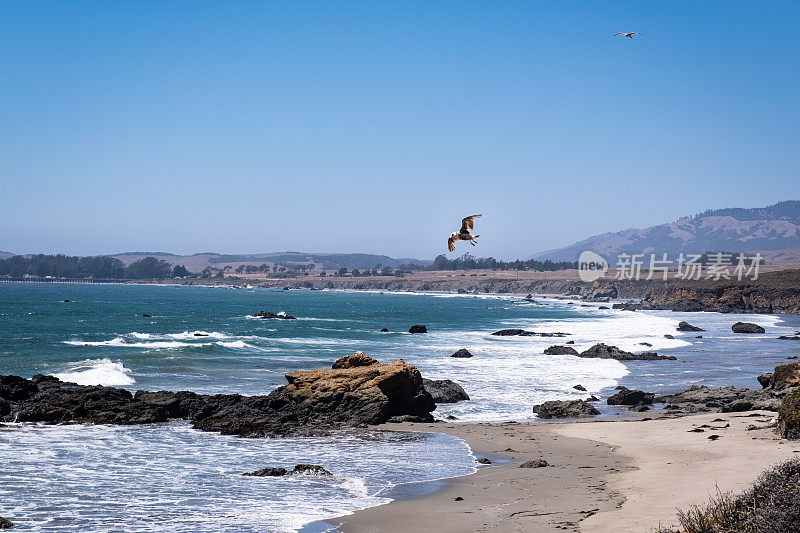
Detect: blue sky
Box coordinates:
(1, 1, 798, 259)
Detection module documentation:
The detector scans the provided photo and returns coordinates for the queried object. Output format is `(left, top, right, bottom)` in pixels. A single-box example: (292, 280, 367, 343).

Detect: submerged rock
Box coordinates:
(450, 348, 473, 358)
(253, 311, 297, 320)
(476, 457, 492, 464)
(492, 329, 569, 337)
(573, 384, 587, 392)
(408, 325, 427, 334)
(242, 464, 332, 477)
(578, 343, 676, 361)
(0, 517, 12, 529)
(423, 379, 469, 403)
(677, 321, 704, 332)
(532, 399, 599, 419)
(732, 322, 765, 334)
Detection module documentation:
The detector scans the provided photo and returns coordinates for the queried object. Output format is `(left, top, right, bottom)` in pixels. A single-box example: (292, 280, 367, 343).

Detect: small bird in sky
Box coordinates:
(614, 32, 640, 38)
(448, 214, 482, 252)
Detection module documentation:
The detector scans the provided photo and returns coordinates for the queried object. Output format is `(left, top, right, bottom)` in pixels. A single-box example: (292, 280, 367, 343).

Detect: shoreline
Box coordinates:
(328, 412, 798, 532)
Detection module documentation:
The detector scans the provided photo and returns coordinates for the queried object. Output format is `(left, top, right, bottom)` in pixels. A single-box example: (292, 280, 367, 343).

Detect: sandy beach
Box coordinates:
(332, 411, 798, 532)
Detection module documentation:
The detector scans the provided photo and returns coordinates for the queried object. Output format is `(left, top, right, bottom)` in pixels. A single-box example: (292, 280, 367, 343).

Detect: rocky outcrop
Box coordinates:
(422, 379, 469, 403)
(408, 325, 427, 334)
(0, 353, 436, 437)
(778, 390, 800, 439)
(544, 345, 578, 355)
(607, 388, 654, 406)
(760, 362, 800, 391)
(578, 343, 677, 361)
(450, 349, 473, 358)
(491, 329, 569, 337)
(0, 517, 12, 530)
(656, 385, 783, 413)
(640, 271, 800, 315)
(532, 399, 599, 419)
(253, 311, 297, 320)
(677, 321, 704, 332)
(732, 322, 765, 334)
(243, 464, 332, 477)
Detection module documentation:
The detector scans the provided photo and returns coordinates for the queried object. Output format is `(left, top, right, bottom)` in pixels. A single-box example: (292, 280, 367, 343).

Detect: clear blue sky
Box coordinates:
(1, 1, 798, 259)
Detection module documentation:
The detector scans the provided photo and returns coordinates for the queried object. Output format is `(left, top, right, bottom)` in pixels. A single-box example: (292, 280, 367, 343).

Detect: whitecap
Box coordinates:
(53, 358, 135, 386)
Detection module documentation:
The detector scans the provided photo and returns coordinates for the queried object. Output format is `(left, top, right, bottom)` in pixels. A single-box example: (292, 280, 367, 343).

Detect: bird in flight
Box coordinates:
(614, 32, 640, 38)
(448, 214, 482, 252)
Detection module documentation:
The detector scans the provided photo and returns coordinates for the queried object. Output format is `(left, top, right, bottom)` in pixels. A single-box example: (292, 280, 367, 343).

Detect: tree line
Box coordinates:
(0, 254, 190, 280)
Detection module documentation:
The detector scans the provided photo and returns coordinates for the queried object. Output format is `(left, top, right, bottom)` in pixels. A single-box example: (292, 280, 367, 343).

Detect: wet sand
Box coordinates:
(331, 411, 797, 532)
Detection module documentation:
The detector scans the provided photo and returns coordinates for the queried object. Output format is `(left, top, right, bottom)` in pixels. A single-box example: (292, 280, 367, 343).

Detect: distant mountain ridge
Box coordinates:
(531, 201, 800, 263)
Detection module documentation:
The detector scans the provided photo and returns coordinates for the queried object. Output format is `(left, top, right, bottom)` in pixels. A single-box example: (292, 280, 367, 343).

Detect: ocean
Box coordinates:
(1, 283, 799, 531)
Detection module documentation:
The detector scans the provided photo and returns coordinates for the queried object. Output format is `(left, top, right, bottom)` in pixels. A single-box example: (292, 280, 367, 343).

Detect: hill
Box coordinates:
(531, 201, 800, 263)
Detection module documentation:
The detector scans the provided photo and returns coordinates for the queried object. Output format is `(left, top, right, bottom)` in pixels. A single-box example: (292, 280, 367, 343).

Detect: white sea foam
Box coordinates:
(53, 358, 135, 386)
(64, 337, 210, 349)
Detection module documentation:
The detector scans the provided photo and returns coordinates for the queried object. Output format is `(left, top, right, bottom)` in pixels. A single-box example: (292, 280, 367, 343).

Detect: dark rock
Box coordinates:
(578, 343, 676, 361)
(655, 385, 783, 414)
(0, 517, 12, 529)
(707, 434, 721, 441)
(492, 329, 569, 337)
(573, 384, 587, 392)
(519, 459, 548, 468)
(677, 321, 704, 332)
(141, 314, 152, 317)
(243, 467, 288, 476)
(639, 342, 653, 347)
(450, 348, 473, 358)
(587, 395, 599, 402)
(544, 345, 578, 355)
(532, 399, 599, 419)
(778, 336, 800, 340)
(611, 302, 642, 311)
(253, 311, 297, 320)
(408, 325, 427, 334)
(423, 379, 469, 403)
(696, 335, 703, 338)
(664, 334, 675, 339)
(758, 373, 774, 389)
(607, 388, 654, 406)
(732, 322, 765, 334)
(599, 306, 610, 309)
(476, 457, 492, 464)
(290, 464, 332, 476)
(63, 299, 70, 303)
(565, 340, 575, 345)
(380, 328, 389, 332)
(454, 496, 464, 501)
(193, 332, 209, 337)
(629, 404, 650, 412)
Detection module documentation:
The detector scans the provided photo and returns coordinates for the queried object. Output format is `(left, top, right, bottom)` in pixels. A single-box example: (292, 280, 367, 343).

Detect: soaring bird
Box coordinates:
(448, 214, 482, 252)
(614, 32, 640, 38)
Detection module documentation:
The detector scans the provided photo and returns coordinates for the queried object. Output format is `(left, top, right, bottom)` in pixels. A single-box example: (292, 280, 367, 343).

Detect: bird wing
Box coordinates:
(626, 33, 636, 37)
(447, 235, 457, 252)
(460, 214, 482, 232)
(614, 32, 624, 36)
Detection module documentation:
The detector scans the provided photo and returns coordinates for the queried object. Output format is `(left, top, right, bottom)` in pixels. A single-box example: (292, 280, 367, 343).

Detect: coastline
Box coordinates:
(329, 412, 797, 532)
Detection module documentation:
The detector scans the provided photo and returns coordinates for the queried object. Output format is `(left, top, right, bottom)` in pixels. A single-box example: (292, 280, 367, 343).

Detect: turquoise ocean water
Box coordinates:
(1, 283, 798, 531)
